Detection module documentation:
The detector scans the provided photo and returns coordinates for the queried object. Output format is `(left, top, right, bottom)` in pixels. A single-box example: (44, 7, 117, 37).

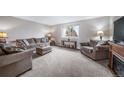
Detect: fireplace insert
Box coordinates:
(113, 55, 124, 76)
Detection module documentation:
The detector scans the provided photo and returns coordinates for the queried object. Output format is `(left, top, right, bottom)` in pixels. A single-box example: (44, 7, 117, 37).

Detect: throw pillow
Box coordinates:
(41, 38, 47, 43)
(16, 40, 27, 49)
(23, 40, 30, 46)
(34, 38, 42, 44)
(1, 44, 24, 54)
(3, 47, 24, 54)
(90, 40, 99, 47)
(45, 42, 50, 46)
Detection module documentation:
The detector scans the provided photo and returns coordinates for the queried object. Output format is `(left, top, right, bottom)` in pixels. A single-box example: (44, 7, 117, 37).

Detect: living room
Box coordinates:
(0, 16, 122, 77)
(1, 0, 124, 93)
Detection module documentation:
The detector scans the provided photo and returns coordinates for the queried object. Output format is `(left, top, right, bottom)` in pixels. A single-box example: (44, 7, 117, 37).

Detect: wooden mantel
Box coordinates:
(109, 42, 124, 70)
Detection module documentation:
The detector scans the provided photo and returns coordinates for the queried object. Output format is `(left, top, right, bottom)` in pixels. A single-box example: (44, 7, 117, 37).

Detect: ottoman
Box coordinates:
(36, 46, 52, 55)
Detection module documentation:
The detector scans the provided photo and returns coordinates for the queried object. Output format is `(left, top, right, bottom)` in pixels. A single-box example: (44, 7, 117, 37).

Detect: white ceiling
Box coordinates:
(14, 16, 101, 26)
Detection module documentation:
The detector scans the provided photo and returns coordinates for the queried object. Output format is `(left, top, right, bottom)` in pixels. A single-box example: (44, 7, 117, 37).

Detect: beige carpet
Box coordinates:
(20, 47, 113, 77)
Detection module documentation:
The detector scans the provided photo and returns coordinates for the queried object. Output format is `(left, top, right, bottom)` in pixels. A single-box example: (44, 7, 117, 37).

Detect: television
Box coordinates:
(114, 17, 124, 43)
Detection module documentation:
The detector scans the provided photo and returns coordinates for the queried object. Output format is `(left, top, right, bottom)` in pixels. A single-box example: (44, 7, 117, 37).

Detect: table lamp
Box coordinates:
(46, 33, 52, 42)
(0, 32, 8, 43)
(97, 31, 104, 41)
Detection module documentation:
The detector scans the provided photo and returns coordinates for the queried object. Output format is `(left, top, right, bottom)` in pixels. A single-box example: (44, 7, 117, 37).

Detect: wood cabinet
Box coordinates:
(61, 40, 77, 49)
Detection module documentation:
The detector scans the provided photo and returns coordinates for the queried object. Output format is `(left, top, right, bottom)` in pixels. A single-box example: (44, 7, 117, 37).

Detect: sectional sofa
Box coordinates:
(0, 37, 52, 76)
(0, 47, 33, 77)
(16, 37, 52, 55)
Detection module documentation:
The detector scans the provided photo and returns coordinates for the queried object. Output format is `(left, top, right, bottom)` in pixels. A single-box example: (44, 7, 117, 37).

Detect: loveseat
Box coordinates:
(16, 37, 52, 55)
(80, 40, 109, 60)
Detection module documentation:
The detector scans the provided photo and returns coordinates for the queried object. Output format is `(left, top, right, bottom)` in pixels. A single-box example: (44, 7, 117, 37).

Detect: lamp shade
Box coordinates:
(97, 31, 104, 36)
(0, 32, 7, 38)
(47, 33, 52, 37)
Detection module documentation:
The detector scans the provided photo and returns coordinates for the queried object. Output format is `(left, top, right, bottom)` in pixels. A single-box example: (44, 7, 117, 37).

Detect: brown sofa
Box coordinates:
(0, 49, 33, 77)
(16, 37, 52, 55)
(80, 40, 109, 60)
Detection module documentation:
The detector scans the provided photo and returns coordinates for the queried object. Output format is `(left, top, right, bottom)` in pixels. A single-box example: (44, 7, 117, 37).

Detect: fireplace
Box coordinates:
(113, 55, 124, 76)
(109, 42, 124, 77)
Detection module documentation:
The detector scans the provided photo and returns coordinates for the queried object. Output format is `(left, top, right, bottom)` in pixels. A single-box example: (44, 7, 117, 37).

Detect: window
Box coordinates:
(62, 25, 79, 38)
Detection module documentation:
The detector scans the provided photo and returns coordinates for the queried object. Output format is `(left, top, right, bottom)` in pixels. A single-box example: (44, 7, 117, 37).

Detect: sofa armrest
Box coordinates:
(0, 49, 33, 67)
(80, 42, 89, 46)
(94, 45, 109, 51)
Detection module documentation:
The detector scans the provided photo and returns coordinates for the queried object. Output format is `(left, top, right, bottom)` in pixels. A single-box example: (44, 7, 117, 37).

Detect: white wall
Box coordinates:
(0, 16, 115, 48)
(50, 17, 110, 48)
(0, 16, 50, 41)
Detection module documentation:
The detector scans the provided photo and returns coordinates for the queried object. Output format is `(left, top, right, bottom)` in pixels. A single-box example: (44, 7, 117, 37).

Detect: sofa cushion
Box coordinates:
(27, 44, 36, 49)
(36, 42, 46, 47)
(45, 42, 50, 46)
(27, 46, 35, 50)
(41, 38, 47, 43)
(82, 46, 93, 53)
(89, 40, 98, 47)
(46, 37, 49, 42)
(34, 38, 42, 43)
(80, 42, 89, 46)
(27, 39, 36, 44)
